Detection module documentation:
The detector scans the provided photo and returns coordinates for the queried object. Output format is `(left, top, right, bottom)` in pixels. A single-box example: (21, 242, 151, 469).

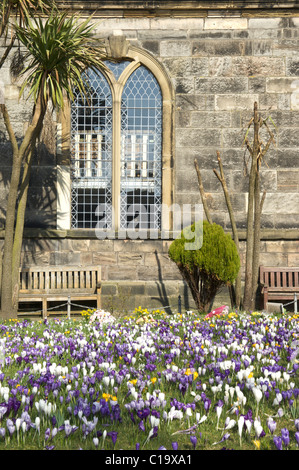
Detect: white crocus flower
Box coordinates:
(252, 386, 263, 417)
(238, 416, 244, 446)
(245, 419, 252, 435)
(216, 406, 222, 430)
(35, 417, 40, 435)
(254, 418, 263, 438)
(252, 387, 263, 403)
(225, 418, 236, 430)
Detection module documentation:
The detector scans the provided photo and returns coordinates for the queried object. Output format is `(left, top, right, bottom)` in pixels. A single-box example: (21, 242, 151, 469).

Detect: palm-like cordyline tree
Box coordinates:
(0, 11, 108, 318)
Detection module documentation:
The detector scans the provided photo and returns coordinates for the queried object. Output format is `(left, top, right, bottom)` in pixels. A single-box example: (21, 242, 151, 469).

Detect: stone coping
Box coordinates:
(57, 0, 299, 15)
(0, 228, 298, 240)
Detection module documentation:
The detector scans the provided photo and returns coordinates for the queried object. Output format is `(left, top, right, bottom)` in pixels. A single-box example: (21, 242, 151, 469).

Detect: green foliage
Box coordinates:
(15, 11, 107, 108)
(169, 221, 240, 284)
(169, 221, 240, 311)
(0, 0, 56, 37)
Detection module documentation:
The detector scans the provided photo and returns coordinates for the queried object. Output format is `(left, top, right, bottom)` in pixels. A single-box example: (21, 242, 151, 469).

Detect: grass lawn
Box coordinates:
(0, 307, 298, 451)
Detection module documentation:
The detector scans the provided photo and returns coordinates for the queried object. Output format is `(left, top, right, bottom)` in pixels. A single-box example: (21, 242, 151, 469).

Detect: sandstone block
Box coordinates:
(208, 57, 234, 77)
(144, 252, 173, 267)
(107, 266, 137, 281)
(176, 94, 206, 112)
(151, 18, 204, 30)
(176, 128, 221, 148)
(263, 193, 299, 214)
(265, 240, 299, 253)
(215, 94, 258, 111)
(4, 84, 20, 100)
(288, 253, 299, 265)
(195, 77, 248, 94)
(100, 283, 117, 296)
(175, 77, 195, 94)
(145, 281, 179, 297)
(253, 40, 273, 56)
(137, 266, 159, 281)
(93, 252, 118, 265)
(160, 40, 191, 57)
(204, 18, 248, 30)
(259, 252, 288, 267)
(193, 39, 251, 56)
(190, 111, 228, 128)
(267, 77, 297, 93)
(118, 252, 144, 265)
(286, 58, 299, 76)
(248, 18, 284, 29)
(142, 40, 159, 55)
(278, 128, 299, 147)
(232, 56, 285, 76)
(277, 170, 299, 191)
(163, 57, 209, 77)
(115, 239, 165, 253)
(221, 128, 245, 148)
(274, 214, 299, 229)
(95, 17, 150, 32)
(248, 77, 266, 93)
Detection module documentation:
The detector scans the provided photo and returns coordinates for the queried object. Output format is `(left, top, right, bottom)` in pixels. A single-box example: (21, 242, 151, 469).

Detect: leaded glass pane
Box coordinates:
(120, 66, 162, 231)
(70, 69, 113, 229)
(105, 60, 130, 80)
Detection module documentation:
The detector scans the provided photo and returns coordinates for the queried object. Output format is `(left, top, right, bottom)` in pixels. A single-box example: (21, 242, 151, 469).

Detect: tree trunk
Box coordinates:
(0, 104, 22, 318)
(0, 93, 47, 319)
(243, 102, 260, 312)
(12, 148, 34, 310)
(0, 150, 23, 317)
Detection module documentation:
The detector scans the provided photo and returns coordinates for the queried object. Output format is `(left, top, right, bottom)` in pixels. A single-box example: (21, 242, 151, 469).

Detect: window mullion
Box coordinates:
(112, 84, 122, 234)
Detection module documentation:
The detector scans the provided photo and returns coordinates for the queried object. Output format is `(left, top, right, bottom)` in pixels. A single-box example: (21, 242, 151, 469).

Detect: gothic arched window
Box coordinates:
(70, 61, 162, 234)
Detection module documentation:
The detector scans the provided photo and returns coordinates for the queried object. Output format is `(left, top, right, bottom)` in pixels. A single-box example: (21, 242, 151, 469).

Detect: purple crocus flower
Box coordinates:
(204, 399, 211, 412)
(281, 428, 289, 448)
(45, 428, 51, 442)
(6, 419, 15, 436)
(172, 441, 178, 450)
(295, 432, 299, 447)
(267, 417, 277, 435)
(190, 435, 197, 449)
(273, 436, 283, 450)
(108, 431, 118, 446)
(139, 420, 145, 432)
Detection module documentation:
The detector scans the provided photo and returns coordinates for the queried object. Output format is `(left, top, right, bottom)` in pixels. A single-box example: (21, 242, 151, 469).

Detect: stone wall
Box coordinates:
(1, 4, 299, 312)
(124, 15, 299, 232)
(11, 232, 298, 313)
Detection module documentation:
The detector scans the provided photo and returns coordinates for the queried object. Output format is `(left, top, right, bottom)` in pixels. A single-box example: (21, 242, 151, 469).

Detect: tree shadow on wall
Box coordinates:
(151, 250, 191, 314)
(0, 121, 58, 271)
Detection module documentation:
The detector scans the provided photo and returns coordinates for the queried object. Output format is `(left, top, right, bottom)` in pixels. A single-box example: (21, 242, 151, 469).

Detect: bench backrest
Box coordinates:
(260, 266, 299, 289)
(19, 266, 101, 293)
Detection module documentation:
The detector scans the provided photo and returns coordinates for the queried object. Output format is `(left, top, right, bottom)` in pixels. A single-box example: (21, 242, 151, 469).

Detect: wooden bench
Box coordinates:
(18, 266, 101, 318)
(260, 266, 299, 311)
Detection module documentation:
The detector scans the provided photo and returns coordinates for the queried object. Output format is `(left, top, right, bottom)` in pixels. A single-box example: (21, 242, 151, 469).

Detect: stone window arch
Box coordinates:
(57, 36, 174, 235)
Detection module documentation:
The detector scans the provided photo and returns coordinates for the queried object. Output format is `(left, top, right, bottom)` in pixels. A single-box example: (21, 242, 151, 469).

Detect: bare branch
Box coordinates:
(0, 104, 18, 153)
(194, 158, 213, 224)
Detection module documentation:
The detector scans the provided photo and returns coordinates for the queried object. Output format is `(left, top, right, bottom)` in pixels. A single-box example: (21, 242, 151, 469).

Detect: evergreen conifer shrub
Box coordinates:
(168, 221, 240, 312)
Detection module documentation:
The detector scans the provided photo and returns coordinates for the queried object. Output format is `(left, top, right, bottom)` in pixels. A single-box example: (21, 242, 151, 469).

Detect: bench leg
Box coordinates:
(96, 288, 101, 310)
(42, 298, 47, 319)
(263, 288, 268, 310)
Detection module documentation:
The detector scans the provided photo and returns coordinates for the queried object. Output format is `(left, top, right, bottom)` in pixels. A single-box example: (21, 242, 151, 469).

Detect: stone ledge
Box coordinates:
(1, 228, 298, 240)
(57, 1, 299, 15)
